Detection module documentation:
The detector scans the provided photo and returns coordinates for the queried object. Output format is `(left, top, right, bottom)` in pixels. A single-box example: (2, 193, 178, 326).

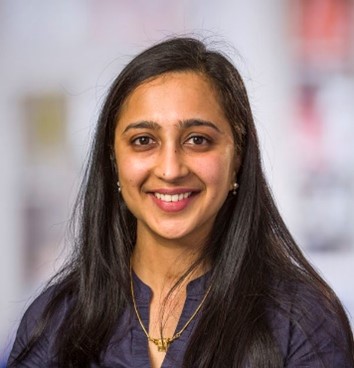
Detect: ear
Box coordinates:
(231, 155, 241, 184)
(230, 154, 241, 191)
(110, 146, 119, 177)
(233, 153, 241, 172)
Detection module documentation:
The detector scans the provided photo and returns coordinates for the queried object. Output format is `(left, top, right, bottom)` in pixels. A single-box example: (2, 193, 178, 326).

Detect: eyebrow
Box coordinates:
(122, 121, 161, 134)
(178, 119, 222, 133)
(122, 119, 222, 134)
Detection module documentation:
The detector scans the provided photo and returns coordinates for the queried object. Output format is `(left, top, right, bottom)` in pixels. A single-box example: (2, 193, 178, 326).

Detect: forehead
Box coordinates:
(116, 72, 230, 132)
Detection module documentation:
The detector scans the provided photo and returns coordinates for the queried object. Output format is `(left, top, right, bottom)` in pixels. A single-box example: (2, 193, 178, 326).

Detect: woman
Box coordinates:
(9, 37, 354, 367)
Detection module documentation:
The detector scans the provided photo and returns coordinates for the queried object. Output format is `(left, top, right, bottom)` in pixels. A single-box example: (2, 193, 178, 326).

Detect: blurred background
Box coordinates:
(1, 0, 353, 364)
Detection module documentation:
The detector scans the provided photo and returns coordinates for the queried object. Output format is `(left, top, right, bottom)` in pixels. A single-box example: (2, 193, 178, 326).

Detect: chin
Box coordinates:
(156, 230, 192, 241)
(150, 225, 195, 241)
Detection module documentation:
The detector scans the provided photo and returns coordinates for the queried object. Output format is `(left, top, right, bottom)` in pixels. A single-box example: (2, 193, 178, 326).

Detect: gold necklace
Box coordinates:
(130, 265, 211, 353)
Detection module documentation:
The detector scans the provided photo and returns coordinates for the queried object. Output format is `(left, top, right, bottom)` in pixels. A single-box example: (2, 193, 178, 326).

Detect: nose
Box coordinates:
(154, 143, 189, 181)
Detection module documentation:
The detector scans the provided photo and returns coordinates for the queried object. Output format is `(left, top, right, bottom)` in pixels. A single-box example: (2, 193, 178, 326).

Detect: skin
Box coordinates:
(114, 71, 239, 367)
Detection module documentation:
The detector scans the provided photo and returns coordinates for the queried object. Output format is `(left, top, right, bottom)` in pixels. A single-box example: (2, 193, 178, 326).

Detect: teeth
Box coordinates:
(154, 192, 192, 202)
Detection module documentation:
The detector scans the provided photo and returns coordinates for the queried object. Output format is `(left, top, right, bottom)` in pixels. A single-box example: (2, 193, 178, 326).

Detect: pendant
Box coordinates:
(150, 337, 172, 352)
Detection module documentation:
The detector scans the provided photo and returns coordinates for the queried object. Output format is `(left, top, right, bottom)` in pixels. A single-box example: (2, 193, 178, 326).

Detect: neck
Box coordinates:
(132, 231, 208, 294)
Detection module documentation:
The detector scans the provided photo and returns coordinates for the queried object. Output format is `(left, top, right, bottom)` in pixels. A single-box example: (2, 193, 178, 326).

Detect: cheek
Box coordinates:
(116, 154, 150, 186)
(192, 151, 234, 192)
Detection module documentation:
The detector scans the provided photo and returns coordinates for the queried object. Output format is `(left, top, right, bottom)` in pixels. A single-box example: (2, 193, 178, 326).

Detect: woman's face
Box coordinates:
(114, 72, 238, 245)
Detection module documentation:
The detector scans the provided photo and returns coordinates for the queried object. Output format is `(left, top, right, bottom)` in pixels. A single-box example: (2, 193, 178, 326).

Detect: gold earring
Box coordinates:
(232, 182, 239, 195)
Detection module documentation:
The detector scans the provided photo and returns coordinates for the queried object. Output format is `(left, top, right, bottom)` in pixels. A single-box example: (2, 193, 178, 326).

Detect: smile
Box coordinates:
(154, 192, 192, 202)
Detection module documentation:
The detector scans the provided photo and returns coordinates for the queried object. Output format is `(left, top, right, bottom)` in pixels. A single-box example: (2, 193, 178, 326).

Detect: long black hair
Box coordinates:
(14, 37, 354, 367)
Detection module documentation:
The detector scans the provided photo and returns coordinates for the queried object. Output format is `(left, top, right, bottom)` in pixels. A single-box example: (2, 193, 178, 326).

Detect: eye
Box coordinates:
(185, 135, 211, 146)
(132, 136, 155, 146)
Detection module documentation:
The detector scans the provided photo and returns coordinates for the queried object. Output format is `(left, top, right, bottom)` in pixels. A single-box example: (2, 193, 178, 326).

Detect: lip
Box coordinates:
(148, 188, 199, 213)
(149, 188, 196, 195)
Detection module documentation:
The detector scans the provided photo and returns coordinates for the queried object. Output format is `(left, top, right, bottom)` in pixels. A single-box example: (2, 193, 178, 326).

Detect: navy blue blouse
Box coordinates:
(8, 272, 353, 367)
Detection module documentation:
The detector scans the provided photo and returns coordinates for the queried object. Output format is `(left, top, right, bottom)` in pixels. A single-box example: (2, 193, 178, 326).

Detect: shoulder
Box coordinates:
(267, 279, 354, 367)
(7, 284, 72, 367)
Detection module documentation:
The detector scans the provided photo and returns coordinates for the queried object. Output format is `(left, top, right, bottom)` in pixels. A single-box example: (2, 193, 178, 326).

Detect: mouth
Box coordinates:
(154, 192, 193, 202)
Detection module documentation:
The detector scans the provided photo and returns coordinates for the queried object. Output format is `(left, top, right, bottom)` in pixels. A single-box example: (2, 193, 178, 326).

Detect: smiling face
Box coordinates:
(114, 72, 238, 246)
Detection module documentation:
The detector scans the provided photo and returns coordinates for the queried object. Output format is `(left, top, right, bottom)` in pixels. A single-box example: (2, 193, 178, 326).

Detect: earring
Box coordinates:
(232, 182, 239, 195)
(117, 181, 121, 193)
